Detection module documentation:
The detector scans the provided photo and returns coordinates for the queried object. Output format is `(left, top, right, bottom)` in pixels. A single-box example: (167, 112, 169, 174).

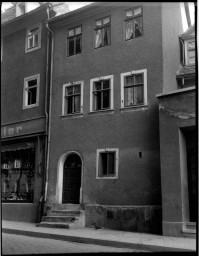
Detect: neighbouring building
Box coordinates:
(1, 2, 69, 222)
(42, 2, 184, 234)
(156, 25, 196, 237)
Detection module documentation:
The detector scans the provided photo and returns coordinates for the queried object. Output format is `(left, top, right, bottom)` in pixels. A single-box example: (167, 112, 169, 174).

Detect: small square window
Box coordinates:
(25, 24, 41, 53)
(125, 6, 143, 40)
(62, 81, 83, 115)
(95, 16, 111, 48)
(67, 26, 82, 56)
(23, 74, 40, 109)
(96, 149, 119, 179)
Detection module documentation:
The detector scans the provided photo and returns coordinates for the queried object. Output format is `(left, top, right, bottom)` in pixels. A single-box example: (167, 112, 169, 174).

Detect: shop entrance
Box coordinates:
(186, 129, 196, 222)
(62, 153, 82, 204)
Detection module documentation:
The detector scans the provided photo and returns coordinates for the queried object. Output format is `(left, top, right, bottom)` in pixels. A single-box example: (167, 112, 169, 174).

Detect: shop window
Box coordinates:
(25, 24, 41, 53)
(95, 16, 111, 48)
(23, 74, 40, 109)
(120, 69, 147, 108)
(125, 6, 143, 40)
(96, 148, 119, 179)
(1, 144, 36, 202)
(90, 75, 113, 112)
(67, 26, 82, 56)
(62, 81, 83, 115)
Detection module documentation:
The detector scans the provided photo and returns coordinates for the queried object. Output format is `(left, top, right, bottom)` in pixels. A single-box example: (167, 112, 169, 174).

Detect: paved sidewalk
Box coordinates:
(2, 220, 196, 252)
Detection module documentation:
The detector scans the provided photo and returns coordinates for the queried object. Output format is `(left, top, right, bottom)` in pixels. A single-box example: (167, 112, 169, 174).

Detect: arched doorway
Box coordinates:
(62, 153, 82, 204)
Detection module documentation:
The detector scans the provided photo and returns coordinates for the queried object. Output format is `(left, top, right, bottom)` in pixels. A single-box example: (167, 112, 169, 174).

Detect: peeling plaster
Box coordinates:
(159, 103, 195, 119)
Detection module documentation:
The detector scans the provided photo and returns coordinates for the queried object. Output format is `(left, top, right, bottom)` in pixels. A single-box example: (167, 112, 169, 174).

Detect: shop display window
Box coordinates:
(1, 147, 35, 202)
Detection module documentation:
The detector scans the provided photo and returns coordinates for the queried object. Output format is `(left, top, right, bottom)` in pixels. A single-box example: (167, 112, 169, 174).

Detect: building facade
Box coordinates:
(157, 25, 196, 237)
(44, 2, 183, 234)
(1, 2, 69, 222)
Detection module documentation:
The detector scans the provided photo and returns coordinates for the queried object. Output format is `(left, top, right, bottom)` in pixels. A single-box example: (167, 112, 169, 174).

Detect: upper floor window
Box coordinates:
(23, 74, 40, 109)
(125, 6, 143, 40)
(62, 81, 83, 115)
(25, 24, 41, 53)
(95, 16, 111, 48)
(185, 40, 195, 65)
(90, 75, 113, 112)
(67, 26, 82, 56)
(121, 69, 147, 108)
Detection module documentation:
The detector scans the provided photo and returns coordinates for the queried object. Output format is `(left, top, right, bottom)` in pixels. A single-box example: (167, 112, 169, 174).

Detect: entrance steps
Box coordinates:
(182, 222, 196, 238)
(37, 204, 85, 229)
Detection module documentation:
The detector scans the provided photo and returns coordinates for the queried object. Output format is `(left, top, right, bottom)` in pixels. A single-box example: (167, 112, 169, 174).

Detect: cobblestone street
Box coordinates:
(2, 233, 140, 254)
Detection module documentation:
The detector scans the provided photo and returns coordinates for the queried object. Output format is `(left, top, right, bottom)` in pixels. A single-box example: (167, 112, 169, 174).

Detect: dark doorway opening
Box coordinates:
(62, 153, 81, 204)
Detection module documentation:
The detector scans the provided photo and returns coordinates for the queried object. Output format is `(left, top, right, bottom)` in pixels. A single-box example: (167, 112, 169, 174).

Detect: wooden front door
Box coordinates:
(62, 154, 81, 204)
(186, 130, 196, 222)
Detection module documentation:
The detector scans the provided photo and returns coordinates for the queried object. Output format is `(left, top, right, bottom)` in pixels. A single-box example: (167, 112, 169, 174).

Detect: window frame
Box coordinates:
(25, 23, 41, 53)
(62, 81, 84, 116)
(94, 16, 111, 49)
(90, 75, 114, 112)
(23, 74, 40, 109)
(120, 69, 147, 109)
(96, 148, 119, 179)
(185, 39, 195, 66)
(67, 25, 82, 57)
(124, 6, 143, 41)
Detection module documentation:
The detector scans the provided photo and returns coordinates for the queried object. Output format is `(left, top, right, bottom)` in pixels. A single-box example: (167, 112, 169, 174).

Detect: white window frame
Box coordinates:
(185, 39, 195, 66)
(25, 24, 41, 53)
(62, 81, 84, 116)
(23, 74, 40, 109)
(96, 148, 119, 179)
(90, 75, 114, 112)
(120, 69, 147, 108)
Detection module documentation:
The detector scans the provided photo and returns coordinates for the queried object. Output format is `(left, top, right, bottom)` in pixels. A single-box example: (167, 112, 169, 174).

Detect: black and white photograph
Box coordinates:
(1, 1, 197, 254)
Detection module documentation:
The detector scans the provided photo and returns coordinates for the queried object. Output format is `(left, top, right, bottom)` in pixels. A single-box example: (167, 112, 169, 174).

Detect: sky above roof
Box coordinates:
(1, 2, 195, 32)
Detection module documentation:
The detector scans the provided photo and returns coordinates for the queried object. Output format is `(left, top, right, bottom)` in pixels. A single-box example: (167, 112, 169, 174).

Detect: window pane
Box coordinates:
(68, 38, 75, 55)
(108, 153, 115, 175)
(188, 41, 195, 50)
(75, 27, 81, 35)
(126, 20, 134, 40)
(95, 29, 103, 48)
(66, 86, 73, 96)
(103, 26, 110, 45)
(95, 91, 101, 110)
(103, 80, 110, 89)
(28, 36, 34, 48)
(94, 81, 101, 91)
(67, 96, 73, 113)
(102, 90, 110, 108)
(101, 153, 107, 175)
(134, 7, 142, 16)
(103, 17, 110, 25)
(34, 34, 39, 47)
(30, 27, 39, 34)
(69, 29, 74, 37)
(124, 87, 134, 106)
(134, 17, 142, 37)
(28, 79, 37, 88)
(74, 96, 80, 112)
(134, 85, 143, 105)
(134, 74, 143, 84)
(28, 87, 37, 105)
(96, 20, 102, 27)
(74, 85, 80, 94)
(126, 10, 133, 18)
(125, 75, 134, 86)
(75, 36, 81, 54)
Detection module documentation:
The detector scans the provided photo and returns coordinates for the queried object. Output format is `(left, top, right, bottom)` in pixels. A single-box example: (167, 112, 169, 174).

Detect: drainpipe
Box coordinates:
(44, 6, 54, 204)
(184, 2, 191, 28)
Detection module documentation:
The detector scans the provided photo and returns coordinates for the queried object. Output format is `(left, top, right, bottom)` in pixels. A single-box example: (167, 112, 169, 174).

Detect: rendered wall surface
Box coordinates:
(158, 89, 196, 236)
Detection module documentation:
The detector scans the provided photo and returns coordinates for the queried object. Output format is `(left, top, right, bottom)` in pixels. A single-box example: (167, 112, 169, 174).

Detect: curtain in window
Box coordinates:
(134, 18, 142, 37)
(74, 96, 80, 112)
(95, 29, 103, 48)
(126, 21, 134, 40)
(103, 27, 110, 45)
(124, 87, 134, 106)
(134, 86, 143, 104)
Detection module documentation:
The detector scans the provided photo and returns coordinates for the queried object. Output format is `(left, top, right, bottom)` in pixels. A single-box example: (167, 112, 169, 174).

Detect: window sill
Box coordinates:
(23, 104, 39, 110)
(25, 46, 41, 54)
(120, 105, 148, 112)
(88, 109, 114, 116)
(96, 176, 118, 179)
(61, 113, 83, 119)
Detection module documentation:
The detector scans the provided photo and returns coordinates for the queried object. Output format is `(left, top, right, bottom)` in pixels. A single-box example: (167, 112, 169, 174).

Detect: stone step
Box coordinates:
(52, 204, 81, 211)
(185, 222, 196, 230)
(37, 222, 70, 229)
(47, 210, 81, 217)
(41, 216, 77, 223)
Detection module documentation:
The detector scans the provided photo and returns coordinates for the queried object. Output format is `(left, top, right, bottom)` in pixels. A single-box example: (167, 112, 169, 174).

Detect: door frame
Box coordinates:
(55, 151, 83, 204)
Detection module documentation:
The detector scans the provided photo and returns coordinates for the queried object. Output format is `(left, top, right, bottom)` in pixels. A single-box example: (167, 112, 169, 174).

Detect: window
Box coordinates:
(125, 6, 143, 40)
(96, 149, 119, 179)
(67, 26, 82, 56)
(95, 16, 111, 48)
(185, 40, 195, 65)
(25, 24, 41, 53)
(121, 69, 147, 108)
(90, 75, 113, 112)
(23, 74, 40, 109)
(62, 81, 83, 115)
